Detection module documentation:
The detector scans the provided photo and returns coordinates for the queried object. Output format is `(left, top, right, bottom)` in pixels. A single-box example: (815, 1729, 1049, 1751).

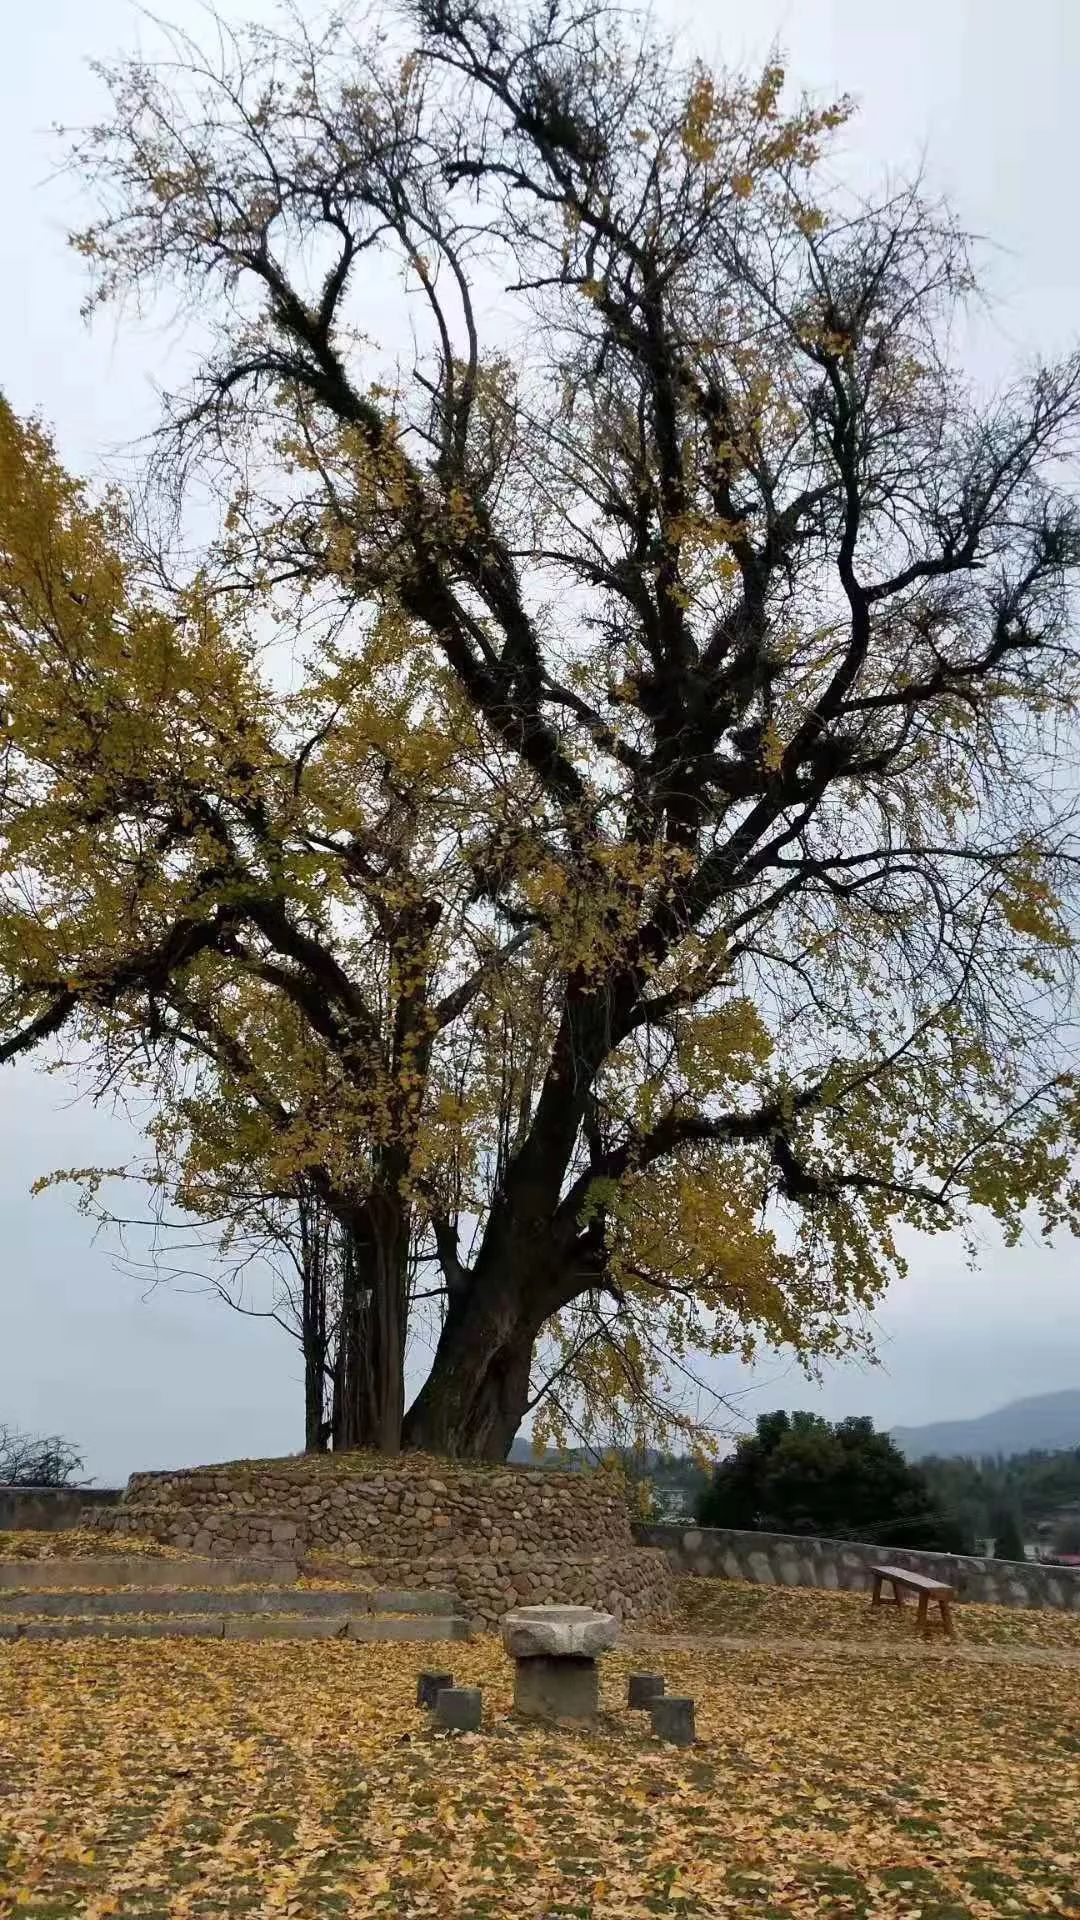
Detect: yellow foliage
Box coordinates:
(999, 856, 1073, 949)
(675, 1574, 1080, 1653)
(680, 70, 722, 164)
(673, 999, 774, 1093)
(0, 1629, 1076, 1915)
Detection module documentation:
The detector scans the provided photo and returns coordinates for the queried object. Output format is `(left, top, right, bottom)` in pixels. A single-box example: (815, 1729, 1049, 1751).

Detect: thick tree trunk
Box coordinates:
(331, 1232, 363, 1451)
(402, 1291, 539, 1460)
(405, 992, 612, 1458)
(403, 1233, 578, 1460)
(332, 1190, 410, 1454)
(356, 1190, 408, 1453)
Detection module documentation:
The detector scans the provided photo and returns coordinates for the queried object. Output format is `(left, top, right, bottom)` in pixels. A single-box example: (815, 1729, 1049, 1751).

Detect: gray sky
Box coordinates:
(3, 0, 1080, 1486)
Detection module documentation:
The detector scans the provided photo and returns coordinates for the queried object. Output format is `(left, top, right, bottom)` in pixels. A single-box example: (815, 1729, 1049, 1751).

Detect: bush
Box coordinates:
(0, 1424, 84, 1487)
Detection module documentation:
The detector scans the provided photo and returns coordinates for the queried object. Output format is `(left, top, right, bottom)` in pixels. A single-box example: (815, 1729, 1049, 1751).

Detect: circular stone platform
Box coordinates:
(89, 1453, 674, 1629)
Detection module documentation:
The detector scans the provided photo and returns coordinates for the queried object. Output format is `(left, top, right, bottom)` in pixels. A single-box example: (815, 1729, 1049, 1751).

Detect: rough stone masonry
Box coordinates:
(633, 1522, 1080, 1612)
(91, 1453, 673, 1631)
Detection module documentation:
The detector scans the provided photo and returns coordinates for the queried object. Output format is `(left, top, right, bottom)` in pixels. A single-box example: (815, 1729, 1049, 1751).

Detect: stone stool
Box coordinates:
(501, 1604, 618, 1722)
(434, 1686, 483, 1733)
(651, 1695, 695, 1747)
(416, 1670, 454, 1709)
(628, 1671, 665, 1710)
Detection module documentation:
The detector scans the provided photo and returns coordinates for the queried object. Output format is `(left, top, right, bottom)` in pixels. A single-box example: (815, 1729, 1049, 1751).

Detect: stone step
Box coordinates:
(0, 1613, 469, 1644)
(0, 1556, 299, 1591)
(224, 1615, 468, 1643)
(0, 1586, 458, 1619)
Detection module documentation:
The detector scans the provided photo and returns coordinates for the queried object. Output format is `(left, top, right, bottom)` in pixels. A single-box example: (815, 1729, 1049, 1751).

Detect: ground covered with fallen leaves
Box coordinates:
(0, 1533, 183, 1563)
(673, 1576, 1080, 1651)
(1, 1627, 1078, 1919)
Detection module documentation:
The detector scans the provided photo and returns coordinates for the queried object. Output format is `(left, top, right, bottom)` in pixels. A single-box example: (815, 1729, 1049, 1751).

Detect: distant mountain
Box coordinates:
(893, 1390, 1080, 1461)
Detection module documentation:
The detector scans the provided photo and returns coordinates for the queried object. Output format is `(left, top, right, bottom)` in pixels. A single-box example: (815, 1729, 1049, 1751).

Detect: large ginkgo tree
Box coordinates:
(3, 0, 1080, 1457)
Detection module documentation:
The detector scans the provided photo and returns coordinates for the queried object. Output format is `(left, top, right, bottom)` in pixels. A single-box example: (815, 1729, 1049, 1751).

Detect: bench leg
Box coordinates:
(940, 1597, 955, 1641)
(916, 1592, 930, 1639)
(870, 1573, 883, 1609)
(892, 1580, 903, 1607)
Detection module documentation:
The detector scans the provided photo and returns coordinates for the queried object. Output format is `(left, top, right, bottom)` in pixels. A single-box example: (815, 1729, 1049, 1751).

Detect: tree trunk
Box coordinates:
(356, 1190, 408, 1453)
(403, 1236, 575, 1460)
(302, 1284, 328, 1454)
(331, 1228, 361, 1451)
(402, 1292, 538, 1460)
(405, 994, 610, 1458)
(297, 1191, 331, 1453)
(332, 1190, 409, 1454)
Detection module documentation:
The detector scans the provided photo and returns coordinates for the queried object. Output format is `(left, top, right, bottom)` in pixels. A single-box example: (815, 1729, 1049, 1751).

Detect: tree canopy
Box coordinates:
(3, 0, 1080, 1458)
(697, 1410, 962, 1549)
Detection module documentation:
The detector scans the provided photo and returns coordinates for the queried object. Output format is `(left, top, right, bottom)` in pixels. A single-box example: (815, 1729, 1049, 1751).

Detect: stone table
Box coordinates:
(501, 1604, 619, 1721)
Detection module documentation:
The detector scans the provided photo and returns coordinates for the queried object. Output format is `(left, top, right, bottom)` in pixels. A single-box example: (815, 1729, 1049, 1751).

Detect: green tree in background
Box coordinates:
(989, 1506, 1027, 1562)
(1053, 1518, 1080, 1556)
(920, 1448, 1080, 1549)
(698, 1411, 964, 1550)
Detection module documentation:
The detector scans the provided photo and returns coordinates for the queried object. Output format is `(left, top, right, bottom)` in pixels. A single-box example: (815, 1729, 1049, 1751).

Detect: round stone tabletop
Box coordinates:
(500, 1604, 619, 1659)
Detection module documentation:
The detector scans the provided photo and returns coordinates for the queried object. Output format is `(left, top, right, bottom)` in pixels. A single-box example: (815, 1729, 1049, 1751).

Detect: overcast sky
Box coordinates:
(3, 0, 1080, 1486)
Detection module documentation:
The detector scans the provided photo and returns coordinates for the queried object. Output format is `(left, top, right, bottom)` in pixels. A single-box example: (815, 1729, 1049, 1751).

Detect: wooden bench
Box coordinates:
(870, 1564, 955, 1639)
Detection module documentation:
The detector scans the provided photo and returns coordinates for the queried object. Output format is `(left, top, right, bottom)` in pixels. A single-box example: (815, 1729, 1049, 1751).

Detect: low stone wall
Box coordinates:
(92, 1454, 673, 1629)
(634, 1522, 1080, 1611)
(0, 1486, 122, 1533)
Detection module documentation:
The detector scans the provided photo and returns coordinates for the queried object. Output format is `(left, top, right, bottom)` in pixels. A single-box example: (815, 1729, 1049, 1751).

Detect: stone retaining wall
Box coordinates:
(633, 1522, 1080, 1611)
(92, 1454, 673, 1629)
(0, 1486, 122, 1532)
